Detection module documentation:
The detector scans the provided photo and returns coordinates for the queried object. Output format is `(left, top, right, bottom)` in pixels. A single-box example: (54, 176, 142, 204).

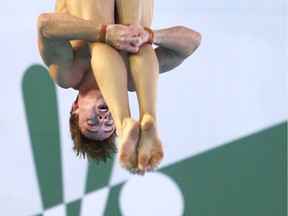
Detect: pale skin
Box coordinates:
(77, 0, 161, 174)
(111, 0, 160, 174)
(38, 1, 201, 174)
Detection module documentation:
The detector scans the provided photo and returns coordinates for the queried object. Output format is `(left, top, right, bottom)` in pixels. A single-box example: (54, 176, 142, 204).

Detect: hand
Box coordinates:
(106, 24, 142, 53)
(127, 24, 150, 47)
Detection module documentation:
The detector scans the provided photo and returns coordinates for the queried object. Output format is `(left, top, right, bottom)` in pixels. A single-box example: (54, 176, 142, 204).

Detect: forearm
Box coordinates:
(153, 26, 201, 56)
(38, 13, 101, 42)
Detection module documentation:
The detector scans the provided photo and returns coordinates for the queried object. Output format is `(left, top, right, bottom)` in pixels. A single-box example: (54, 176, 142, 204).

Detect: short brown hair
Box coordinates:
(69, 113, 117, 163)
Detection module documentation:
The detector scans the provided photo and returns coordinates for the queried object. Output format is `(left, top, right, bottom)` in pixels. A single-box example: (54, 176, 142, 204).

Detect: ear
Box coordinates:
(70, 101, 79, 115)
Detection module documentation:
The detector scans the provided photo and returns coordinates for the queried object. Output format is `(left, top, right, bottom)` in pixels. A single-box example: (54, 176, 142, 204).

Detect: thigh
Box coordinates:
(65, 0, 115, 23)
(116, 0, 154, 27)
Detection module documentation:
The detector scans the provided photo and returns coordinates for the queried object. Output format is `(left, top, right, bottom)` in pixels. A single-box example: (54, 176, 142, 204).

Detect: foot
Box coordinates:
(137, 114, 164, 175)
(118, 118, 140, 173)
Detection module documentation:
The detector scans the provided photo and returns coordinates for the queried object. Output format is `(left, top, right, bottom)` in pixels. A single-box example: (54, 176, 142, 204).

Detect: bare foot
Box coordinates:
(118, 118, 140, 173)
(137, 114, 164, 175)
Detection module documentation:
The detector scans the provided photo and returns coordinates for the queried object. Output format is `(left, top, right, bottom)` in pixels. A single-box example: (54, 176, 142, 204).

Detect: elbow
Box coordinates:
(55, 79, 74, 89)
(194, 31, 202, 50)
(186, 30, 202, 56)
(37, 13, 48, 30)
(37, 13, 53, 37)
(57, 80, 72, 89)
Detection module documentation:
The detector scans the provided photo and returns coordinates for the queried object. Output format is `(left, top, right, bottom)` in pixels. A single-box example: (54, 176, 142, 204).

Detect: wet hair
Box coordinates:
(69, 96, 117, 163)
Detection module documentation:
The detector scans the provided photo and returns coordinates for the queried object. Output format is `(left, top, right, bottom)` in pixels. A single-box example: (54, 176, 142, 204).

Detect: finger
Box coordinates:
(130, 37, 141, 47)
(129, 23, 144, 33)
(127, 23, 138, 31)
(124, 45, 139, 53)
(126, 26, 139, 37)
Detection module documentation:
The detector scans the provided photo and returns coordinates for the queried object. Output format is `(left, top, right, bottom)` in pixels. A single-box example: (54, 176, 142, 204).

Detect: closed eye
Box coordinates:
(86, 119, 99, 126)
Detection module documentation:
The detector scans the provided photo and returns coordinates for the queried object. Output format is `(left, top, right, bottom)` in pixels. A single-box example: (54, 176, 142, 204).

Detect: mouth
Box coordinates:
(98, 103, 109, 112)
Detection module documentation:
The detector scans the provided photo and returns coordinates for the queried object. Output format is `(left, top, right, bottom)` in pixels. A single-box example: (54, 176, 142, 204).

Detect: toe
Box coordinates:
(119, 153, 130, 165)
(138, 151, 151, 171)
(147, 167, 156, 172)
(137, 170, 146, 176)
(119, 153, 137, 171)
(150, 153, 163, 170)
(129, 168, 138, 175)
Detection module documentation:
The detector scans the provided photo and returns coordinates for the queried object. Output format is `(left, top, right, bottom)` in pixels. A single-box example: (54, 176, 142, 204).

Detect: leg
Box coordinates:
(129, 43, 163, 173)
(65, 0, 115, 23)
(116, 0, 163, 173)
(66, 0, 140, 170)
(90, 43, 140, 171)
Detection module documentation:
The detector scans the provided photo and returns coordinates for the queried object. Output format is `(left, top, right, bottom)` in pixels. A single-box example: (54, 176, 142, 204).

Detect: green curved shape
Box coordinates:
(104, 182, 125, 216)
(161, 122, 287, 216)
(22, 64, 63, 210)
(85, 157, 115, 194)
(67, 199, 81, 216)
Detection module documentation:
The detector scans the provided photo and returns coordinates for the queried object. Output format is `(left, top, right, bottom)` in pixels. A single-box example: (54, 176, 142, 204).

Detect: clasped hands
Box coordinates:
(105, 24, 153, 53)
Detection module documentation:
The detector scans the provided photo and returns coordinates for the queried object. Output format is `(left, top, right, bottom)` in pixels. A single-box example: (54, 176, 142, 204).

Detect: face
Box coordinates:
(77, 92, 115, 141)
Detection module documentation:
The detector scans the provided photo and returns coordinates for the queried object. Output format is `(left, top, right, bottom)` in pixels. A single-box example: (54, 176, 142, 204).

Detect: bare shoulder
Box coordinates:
(49, 40, 91, 89)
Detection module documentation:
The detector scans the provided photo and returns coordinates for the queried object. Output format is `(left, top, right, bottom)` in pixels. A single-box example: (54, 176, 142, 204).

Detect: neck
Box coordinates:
(78, 71, 99, 94)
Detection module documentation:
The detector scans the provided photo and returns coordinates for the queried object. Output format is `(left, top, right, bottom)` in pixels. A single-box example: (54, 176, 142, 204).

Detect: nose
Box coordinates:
(97, 115, 108, 122)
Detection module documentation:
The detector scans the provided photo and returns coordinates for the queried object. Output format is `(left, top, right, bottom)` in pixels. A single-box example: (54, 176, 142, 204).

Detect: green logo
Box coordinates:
(22, 65, 185, 215)
(22, 65, 287, 216)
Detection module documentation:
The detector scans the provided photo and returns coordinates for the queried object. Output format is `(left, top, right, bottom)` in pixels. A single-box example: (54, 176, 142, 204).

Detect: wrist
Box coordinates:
(151, 29, 160, 44)
(144, 27, 154, 44)
(99, 24, 107, 43)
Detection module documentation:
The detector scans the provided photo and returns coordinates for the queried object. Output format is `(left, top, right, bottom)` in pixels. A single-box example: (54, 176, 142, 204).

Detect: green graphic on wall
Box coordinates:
(22, 65, 287, 216)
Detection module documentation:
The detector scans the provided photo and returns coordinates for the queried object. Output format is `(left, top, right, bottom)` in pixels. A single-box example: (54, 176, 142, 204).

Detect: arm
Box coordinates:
(39, 13, 141, 51)
(128, 26, 201, 92)
(37, 13, 141, 88)
(37, 13, 93, 89)
(152, 26, 202, 74)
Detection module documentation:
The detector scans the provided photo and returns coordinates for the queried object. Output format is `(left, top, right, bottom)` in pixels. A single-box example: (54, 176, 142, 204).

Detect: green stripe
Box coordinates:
(66, 199, 81, 216)
(103, 183, 125, 216)
(22, 65, 63, 209)
(85, 156, 115, 193)
(161, 122, 287, 216)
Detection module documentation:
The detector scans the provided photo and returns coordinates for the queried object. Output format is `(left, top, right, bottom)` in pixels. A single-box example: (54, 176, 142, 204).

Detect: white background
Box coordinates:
(0, 0, 286, 215)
